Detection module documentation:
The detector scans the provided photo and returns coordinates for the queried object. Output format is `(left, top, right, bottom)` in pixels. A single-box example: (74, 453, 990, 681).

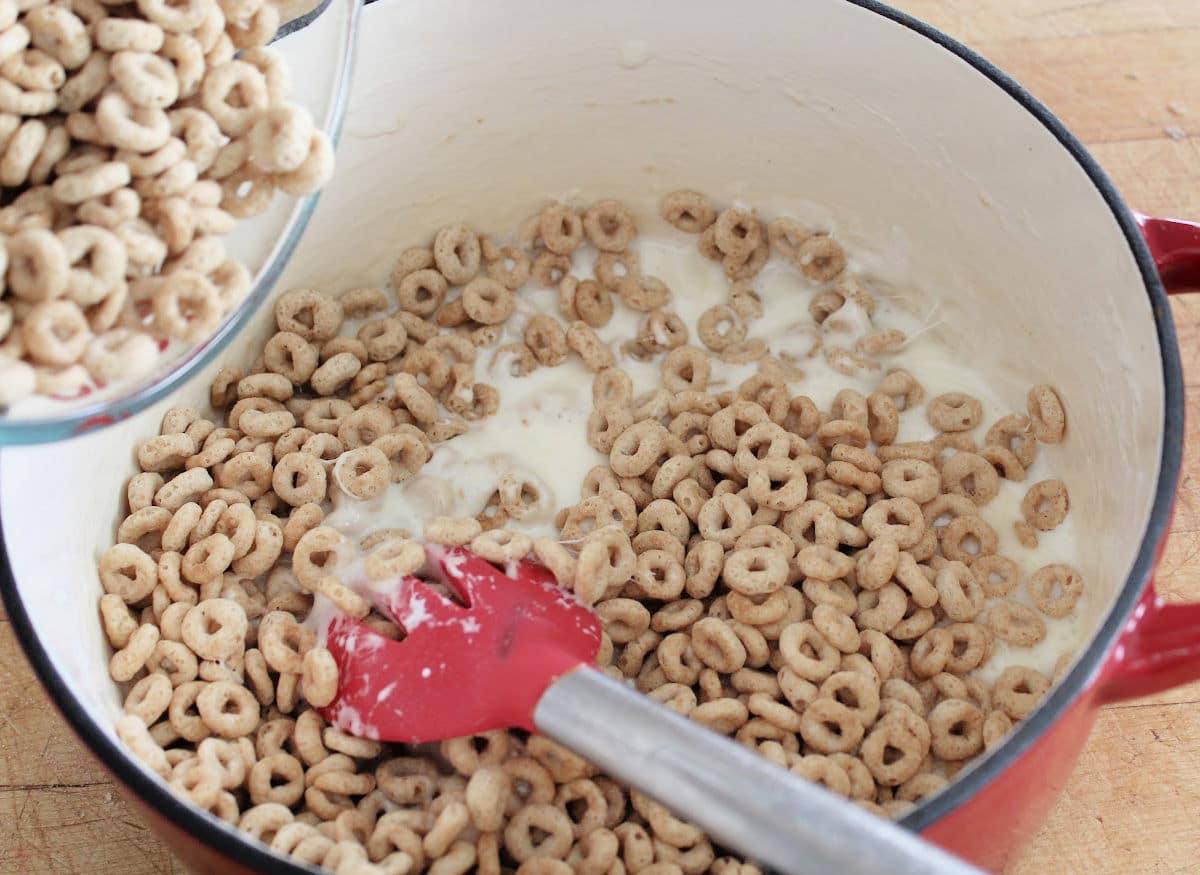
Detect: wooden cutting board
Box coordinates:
(3, 1, 1199, 872)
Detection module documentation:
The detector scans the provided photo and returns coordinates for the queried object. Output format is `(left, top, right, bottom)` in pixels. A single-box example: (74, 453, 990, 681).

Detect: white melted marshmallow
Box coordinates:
(317, 234, 1084, 682)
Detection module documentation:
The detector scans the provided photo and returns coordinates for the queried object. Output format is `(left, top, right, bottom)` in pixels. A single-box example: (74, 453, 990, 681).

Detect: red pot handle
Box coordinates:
(1098, 581, 1200, 702)
(1136, 212, 1200, 293)
(1097, 213, 1200, 703)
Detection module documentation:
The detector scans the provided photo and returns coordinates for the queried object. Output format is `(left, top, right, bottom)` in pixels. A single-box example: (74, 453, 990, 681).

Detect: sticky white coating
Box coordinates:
(319, 234, 1083, 681)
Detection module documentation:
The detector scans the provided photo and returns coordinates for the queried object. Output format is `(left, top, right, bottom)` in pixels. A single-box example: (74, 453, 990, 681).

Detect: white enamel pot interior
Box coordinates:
(0, 1, 1182, 872)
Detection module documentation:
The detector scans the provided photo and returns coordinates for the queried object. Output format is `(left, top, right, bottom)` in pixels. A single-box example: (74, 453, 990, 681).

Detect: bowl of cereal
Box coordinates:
(0, 0, 359, 444)
(0, 0, 1197, 872)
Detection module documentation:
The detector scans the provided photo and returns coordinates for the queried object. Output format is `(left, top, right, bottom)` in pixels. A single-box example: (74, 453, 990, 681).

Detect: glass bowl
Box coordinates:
(0, 0, 361, 445)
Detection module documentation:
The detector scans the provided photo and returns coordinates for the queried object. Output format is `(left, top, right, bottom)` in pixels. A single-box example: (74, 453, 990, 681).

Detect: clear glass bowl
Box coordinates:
(0, 0, 361, 445)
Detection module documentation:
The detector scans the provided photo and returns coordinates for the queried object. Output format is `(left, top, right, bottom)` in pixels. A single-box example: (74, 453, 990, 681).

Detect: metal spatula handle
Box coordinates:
(535, 667, 985, 875)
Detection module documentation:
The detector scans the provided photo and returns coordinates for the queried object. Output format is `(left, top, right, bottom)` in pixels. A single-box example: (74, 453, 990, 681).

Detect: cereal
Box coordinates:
(425, 515, 483, 547)
(0, 2, 336, 406)
(109, 622, 160, 682)
(301, 646, 338, 708)
(1027, 384, 1066, 444)
(940, 514, 998, 564)
(979, 444, 1026, 482)
(934, 562, 985, 622)
(992, 666, 1051, 720)
(432, 223, 481, 285)
(940, 452, 1000, 505)
(861, 497, 925, 548)
(617, 274, 670, 313)
(99, 542, 158, 603)
(583, 199, 636, 252)
(100, 189, 1087, 872)
(1021, 479, 1069, 532)
(1028, 563, 1084, 618)
(660, 190, 715, 233)
(530, 203, 581, 256)
(332, 446, 391, 501)
(972, 555, 1020, 598)
(461, 277, 514, 325)
(982, 600, 1046, 647)
(986, 413, 1037, 468)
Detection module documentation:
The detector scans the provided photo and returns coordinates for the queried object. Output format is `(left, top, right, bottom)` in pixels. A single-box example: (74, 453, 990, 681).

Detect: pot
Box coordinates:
(2, 1, 1199, 872)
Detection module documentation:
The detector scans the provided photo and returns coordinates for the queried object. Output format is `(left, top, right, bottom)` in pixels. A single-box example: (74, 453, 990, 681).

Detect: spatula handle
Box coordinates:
(534, 667, 984, 875)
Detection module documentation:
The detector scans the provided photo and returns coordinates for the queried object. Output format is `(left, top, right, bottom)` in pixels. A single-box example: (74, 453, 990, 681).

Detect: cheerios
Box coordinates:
(99, 188, 1086, 872)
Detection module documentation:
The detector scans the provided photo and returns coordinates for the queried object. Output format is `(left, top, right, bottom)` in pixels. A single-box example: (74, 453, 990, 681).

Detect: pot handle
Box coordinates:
(1097, 583, 1200, 703)
(1097, 213, 1200, 703)
(1135, 212, 1200, 292)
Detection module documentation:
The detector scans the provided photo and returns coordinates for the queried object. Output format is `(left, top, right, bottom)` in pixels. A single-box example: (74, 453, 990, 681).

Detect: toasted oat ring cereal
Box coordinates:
(462, 277, 515, 325)
(778, 621, 839, 684)
(811, 605, 860, 655)
(926, 392, 983, 433)
(504, 803, 574, 862)
(928, 699, 984, 761)
(537, 203, 583, 255)
(197, 680, 261, 739)
(583, 199, 636, 252)
(798, 697, 865, 755)
(723, 236, 770, 282)
(797, 235, 846, 282)
(258, 610, 315, 675)
(971, 554, 1020, 598)
(110, 623, 160, 683)
(765, 217, 810, 266)
(1021, 479, 1069, 532)
(940, 452, 1000, 506)
(291, 525, 347, 588)
(308, 575, 370, 620)
(986, 413, 1038, 468)
(364, 537, 425, 583)
(939, 514, 998, 563)
(424, 515, 483, 547)
(722, 546, 788, 596)
(593, 250, 640, 293)
(1028, 563, 1084, 618)
(983, 600, 1047, 647)
(301, 646, 338, 709)
(861, 497, 925, 549)
(993, 666, 1052, 720)
(396, 268, 448, 317)
(1027, 384, 1066, 444)
(99, 542, 159, 603)
(934, 562, 985, 622)
(432, 222, 481, 285)
(979, 445, 1026, 483)
(660, 190, 716, 233)
(711, 207, 761, 262)
(333, 446, 390, 501)
(617, 274, 670, 313)
(569, 278, 613, 329)
(181, 597, 248, 661)
(94, 188, 1091, 871)
(275, 288, 344, 344)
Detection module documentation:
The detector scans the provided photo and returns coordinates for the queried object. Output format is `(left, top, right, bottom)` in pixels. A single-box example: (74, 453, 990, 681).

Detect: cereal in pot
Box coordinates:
(98, 192, 1080, 873)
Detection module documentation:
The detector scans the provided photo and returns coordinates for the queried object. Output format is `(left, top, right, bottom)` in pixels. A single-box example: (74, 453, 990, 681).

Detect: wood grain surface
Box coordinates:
(3, 1, 1200, 872)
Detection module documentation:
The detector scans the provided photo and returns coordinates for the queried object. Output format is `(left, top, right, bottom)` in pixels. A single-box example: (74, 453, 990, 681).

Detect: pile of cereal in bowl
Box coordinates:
(97, 190, 1079, 874)
(0, 0, 333, 406)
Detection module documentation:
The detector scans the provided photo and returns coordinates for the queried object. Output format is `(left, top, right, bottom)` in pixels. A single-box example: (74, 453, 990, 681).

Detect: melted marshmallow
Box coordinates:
(319, 235, 1083, 681)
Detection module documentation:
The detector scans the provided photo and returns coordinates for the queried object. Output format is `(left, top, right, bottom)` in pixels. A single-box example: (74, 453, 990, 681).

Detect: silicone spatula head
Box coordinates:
(320, 545, 602, 742)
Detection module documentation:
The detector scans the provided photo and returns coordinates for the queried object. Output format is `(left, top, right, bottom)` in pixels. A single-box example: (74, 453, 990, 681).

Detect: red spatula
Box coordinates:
(321, 544, 983, 875)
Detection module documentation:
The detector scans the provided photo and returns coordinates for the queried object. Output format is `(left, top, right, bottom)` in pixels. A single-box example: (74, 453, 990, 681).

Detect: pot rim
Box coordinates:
(0, 0, 1184, 869)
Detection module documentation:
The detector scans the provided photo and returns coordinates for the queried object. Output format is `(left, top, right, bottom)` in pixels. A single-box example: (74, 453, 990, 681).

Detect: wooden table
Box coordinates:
(3, 1, 1200, 872)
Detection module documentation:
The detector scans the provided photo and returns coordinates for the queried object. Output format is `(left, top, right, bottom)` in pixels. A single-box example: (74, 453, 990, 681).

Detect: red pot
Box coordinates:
(2, 1, 1198, 873)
